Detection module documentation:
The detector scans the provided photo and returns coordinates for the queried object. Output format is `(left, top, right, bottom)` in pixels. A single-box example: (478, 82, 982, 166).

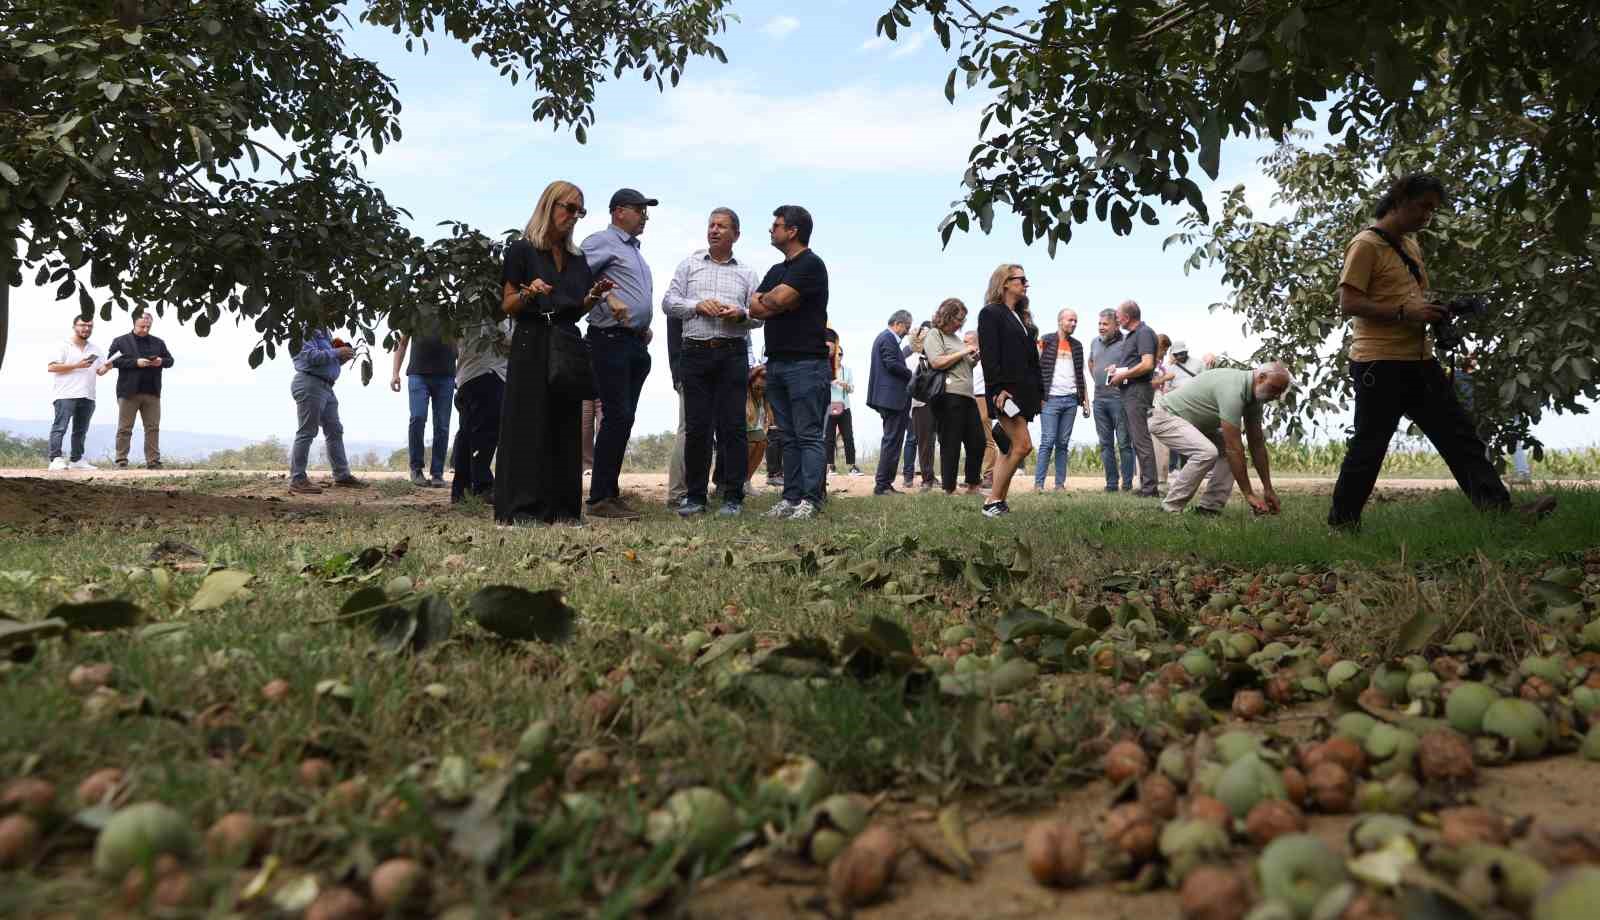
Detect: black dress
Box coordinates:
(977, 302, 1042, 420)
(494, 239, 593, 524)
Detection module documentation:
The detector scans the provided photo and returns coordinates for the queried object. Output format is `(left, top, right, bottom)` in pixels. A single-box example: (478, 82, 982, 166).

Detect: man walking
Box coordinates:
(749, 205, 830, 519)
(867, 310, 914, 496)
(663, 207, 762, 516)
(288, 328, 368, 495)
(389, 322, 457, 487)
(46, 315, 105, 471)
(103, 313, 176, 469)
(583, 188, 658, 521)
(1035, 308, 1089, 491)
(449, 316, 510, 502)
(1149, 363, 1289, 515)
(1088, 309, 1134, 492)
(1107, 300, 1160, 496)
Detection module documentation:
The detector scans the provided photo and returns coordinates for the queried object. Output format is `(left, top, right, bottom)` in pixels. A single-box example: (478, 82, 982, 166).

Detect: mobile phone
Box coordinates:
(1001, 398, 1021, 418)
(1105, 368, 1116, 386)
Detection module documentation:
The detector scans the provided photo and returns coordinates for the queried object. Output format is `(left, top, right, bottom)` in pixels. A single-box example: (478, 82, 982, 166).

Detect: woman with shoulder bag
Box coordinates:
(495, 181, 615, 526)
(977, 263, 1041, 516)
(922, 298, 985, 495)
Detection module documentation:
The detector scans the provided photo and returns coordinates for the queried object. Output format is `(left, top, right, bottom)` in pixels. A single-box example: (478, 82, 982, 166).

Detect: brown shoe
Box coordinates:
(331, 477, 369, 489)
(1516, 495, 1557, 521)
(587, 497, 641, 520)
(288, 479, 323, 495)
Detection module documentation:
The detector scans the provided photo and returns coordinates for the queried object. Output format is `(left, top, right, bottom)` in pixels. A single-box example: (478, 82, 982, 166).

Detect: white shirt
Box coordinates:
(1048, 342, 1076, 397)
(1165, 358, 1204, 394)
(50, 339, 104, 400)
(972, 361, 985, 397)
(907, 349, 925, 408)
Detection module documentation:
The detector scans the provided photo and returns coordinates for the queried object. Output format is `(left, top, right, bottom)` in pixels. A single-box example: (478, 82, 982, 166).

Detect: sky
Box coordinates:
(5, 1, 1593, 457)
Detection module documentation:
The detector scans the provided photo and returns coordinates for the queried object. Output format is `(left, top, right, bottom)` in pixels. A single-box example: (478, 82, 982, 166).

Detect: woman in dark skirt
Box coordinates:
(976, 262, 1041, 517)
(495, 180, 614, 525)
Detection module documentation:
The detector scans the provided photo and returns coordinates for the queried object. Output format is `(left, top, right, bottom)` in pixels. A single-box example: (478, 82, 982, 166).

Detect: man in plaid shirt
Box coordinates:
(661, 207, 763, 516)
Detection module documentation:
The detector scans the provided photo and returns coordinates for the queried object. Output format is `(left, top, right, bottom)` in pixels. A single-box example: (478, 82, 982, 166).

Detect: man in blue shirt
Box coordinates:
(288, 329, 368, 494)
(581, 188, 657, 520)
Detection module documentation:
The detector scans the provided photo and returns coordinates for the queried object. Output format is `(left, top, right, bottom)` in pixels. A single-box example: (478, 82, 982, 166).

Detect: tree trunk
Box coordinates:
(0, 238, 11, 373)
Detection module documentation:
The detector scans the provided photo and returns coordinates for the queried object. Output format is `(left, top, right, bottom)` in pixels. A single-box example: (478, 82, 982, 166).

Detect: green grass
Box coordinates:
(0, 484, 1595, 914)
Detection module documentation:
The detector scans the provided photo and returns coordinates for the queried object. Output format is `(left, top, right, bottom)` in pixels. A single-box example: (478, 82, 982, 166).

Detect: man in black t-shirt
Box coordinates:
(391, 325, 458, 488)
(1106, 299, 1160, 496)
(748, 205, 830, 520)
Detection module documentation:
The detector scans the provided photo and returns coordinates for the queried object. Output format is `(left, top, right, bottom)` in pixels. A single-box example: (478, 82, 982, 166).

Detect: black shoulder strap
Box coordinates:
(1364, 226, 1424, 286)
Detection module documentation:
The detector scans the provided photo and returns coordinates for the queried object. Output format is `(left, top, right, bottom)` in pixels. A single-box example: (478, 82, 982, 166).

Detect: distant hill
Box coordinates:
(0, 418, 402, 465)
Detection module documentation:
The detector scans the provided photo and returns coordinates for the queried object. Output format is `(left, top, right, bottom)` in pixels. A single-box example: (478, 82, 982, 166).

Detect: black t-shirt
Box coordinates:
(1119, 323, 1158, 385)
(406, 335, 457, 377)
(758, 249, 829, 360)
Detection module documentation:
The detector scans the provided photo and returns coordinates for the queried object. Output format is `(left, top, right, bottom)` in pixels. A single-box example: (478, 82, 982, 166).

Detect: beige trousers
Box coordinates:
(1147, 406, 1234, 512)
(116, 394, 161, 465)
(975, 395, 998, 482)
(581, 399, 601, 471)
(667, 388, 687, 504)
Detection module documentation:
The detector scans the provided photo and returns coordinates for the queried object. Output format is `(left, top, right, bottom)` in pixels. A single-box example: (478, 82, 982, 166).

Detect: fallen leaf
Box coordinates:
(188, 570, 254, 611)
(468, 586, 575, 642)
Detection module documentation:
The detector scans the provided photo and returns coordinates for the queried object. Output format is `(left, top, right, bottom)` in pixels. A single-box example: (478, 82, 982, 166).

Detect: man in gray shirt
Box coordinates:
(581, 188, 657, 519)
(1088, 308, 1135, 492)
(449, 317, 510, 503)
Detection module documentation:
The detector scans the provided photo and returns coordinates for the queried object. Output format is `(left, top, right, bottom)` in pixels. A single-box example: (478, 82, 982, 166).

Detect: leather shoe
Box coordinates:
(873, 485, 902, 496)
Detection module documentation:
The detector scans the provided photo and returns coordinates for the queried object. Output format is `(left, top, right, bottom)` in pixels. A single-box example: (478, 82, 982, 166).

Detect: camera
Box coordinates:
(1432, 295, 1487, 352)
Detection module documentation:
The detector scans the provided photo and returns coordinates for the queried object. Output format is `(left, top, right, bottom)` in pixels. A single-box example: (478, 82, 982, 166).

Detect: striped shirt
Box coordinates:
(660, 249, 763, 341)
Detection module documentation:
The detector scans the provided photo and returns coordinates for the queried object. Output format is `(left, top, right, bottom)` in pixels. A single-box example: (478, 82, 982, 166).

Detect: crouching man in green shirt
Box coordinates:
(1148, 363, 1292, 516)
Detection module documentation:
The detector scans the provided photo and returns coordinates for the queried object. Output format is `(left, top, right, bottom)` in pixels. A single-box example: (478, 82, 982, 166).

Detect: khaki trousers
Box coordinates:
(580, 399, 601, 471)
(667, 387, 687, 504)
(116, 394, 161, 465)
(1147, 406, 1234, 512)
(975, 395, 998, 482)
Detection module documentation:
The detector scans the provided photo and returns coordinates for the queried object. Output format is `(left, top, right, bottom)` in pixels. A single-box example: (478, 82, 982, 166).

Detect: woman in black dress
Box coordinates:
(976, 262, 1041, 517)
(495, 181, 614, 525)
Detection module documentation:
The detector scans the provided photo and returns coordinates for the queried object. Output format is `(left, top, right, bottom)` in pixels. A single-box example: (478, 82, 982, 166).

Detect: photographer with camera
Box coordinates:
(1327, 174, 1554, 529)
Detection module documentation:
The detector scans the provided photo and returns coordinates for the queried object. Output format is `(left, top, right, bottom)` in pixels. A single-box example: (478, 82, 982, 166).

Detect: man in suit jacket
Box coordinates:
(105, 313, 176, 468)
(867, 309, 914, 495)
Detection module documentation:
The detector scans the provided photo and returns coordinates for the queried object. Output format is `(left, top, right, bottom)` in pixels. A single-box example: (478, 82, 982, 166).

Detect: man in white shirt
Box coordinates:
(45, 316, 106, 470)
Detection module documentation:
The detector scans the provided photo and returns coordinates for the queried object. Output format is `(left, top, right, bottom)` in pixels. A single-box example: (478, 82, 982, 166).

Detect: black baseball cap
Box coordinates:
(609, 188, 658, 209)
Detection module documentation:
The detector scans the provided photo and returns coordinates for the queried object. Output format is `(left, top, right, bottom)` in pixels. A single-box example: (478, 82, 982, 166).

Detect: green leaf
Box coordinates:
(1392, 608, 1443, 653)
(0, 617, 67, 648)
(0, 161, 18, 185)
(188, 569, 253, 611)
(412, 595, 454, 652)
(996, 607, 1080, 642)
(99, 82, 124, 102)
(1234, 49, 1271, 73)
(372, 606, 417, 656)
(468, 586, 575, 642)
(50, 599, 144, 631)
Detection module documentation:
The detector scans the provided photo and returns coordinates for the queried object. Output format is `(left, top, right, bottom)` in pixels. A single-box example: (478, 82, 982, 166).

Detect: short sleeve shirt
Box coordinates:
(1160, 367, 1260, 434)
(1119, 324, 1158, 383)
(757, 249, 829, 360)
(922, 327, 974, 397)
(51, 340, 103, 400)
(1340, 230, 1430, 361)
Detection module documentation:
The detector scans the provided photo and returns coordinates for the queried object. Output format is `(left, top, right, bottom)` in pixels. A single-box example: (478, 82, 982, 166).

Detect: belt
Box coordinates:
(683, 337, 745, 349)
(593, 325, 646, 338)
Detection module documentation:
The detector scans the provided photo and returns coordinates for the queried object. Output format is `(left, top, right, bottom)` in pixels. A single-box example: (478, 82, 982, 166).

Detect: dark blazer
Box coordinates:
(1037, 332, 1086, 403)
(106, 332, 175, 399)
(865, 327, 912, 412)
(978, 302, 1040, 400)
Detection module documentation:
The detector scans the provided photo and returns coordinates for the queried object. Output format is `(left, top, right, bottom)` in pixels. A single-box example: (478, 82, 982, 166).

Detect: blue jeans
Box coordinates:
(1093, 397, 1134, 490)
(586, 329, 651, 504)
(407, 373, 455, 479)
(290, 372, 351, 482)
(1035, 394, 1080, 488)
(49, 398, 96, 461)
(766, 357, 831, 505)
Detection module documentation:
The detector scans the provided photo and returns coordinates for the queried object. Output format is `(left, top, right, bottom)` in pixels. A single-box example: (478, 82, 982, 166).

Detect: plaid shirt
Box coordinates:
(661, 249, 762, 341)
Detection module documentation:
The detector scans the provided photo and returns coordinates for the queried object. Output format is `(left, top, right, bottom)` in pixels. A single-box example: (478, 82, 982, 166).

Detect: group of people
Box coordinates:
(44, 312, 175, 471)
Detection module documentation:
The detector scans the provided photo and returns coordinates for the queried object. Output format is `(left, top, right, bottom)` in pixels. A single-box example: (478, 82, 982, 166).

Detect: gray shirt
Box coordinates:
(1089, 333, 1129, 400)
(455, 319, 511, 387)
(661, 249, 763, 341)
(581, 225, 654, 332)
(922, 327, 975, 397)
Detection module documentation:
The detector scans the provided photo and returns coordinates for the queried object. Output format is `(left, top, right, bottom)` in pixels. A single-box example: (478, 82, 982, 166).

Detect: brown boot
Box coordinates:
(288, 478, 323, 495)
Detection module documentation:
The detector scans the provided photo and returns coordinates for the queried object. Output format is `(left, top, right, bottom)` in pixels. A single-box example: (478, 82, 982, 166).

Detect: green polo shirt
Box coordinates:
(1160, 368, 1261, 432)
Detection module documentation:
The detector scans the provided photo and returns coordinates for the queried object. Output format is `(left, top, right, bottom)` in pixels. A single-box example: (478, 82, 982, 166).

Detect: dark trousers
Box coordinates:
(585, 329, 651, 504)
(933, 393, 984, 491)
(49, 397, 96, 461)
(766, 427, 783, 480)
(903, 403, 935, 483)
(681, 342, 748, 504)
(1122, 380, 1158, 494)
(1093, 396, 1134, 489)
(824, 408, 856, 467)
(873, 406, 909, 490)
(1329, 360, 1511, 526)
(450, 373, 503, 501)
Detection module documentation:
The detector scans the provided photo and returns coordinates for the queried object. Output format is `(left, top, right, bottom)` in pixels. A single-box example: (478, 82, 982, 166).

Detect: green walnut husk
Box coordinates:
(1445, 682, 1502, 736)
(1256, 833, 1347, 920)
(93, 802, 194, 879)
(1480, 699, 1551, 759)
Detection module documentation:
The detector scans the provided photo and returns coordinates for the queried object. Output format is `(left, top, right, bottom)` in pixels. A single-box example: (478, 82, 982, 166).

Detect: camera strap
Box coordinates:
(1365, 226, 1425, 288)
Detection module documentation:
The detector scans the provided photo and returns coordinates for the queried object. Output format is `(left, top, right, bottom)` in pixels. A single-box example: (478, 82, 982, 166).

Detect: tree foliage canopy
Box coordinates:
(0, 0, 732, 371)
(879, 0, 1598, 256)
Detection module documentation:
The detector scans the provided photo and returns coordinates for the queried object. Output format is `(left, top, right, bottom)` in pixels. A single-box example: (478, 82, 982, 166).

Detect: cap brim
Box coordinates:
(642, 198, 659, 207)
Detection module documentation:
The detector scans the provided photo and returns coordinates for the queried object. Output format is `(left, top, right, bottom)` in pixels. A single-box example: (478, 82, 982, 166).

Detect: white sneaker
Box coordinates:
(789, 500, 818, 520)
(48, 457, 69, 471)
(765, 500, 797, 519)
(69, 459, 97, 470)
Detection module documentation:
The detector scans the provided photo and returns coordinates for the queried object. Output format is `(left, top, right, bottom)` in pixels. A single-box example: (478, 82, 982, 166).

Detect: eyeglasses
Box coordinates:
(557, 202, 588, 218)
(1008, 276, 1028, 285)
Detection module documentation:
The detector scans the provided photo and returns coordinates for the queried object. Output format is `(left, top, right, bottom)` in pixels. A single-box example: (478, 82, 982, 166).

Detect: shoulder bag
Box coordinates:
(532, 261, 596, 401)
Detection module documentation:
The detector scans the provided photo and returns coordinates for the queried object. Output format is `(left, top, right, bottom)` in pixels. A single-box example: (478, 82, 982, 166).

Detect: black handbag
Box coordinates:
(908, 356, 947, 403)
(546, 322, 596, 401)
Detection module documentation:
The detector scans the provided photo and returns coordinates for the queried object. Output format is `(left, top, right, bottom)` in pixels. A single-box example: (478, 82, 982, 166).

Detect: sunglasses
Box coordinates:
(1008, 276, 1028, 285)
(557, 202, 588, 218)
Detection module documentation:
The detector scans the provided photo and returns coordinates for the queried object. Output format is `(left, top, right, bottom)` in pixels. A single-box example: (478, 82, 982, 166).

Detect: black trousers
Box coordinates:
(825, 407, 856, 467)
(873, 406, 909, 490)
(1329, 359, 1510, 526)
(451, 372, 503, 501)
(766, 426, 784, 480)
(681, 342, 748, 504)
(905, 403, 936, 483)
(933, 393, 984, 491)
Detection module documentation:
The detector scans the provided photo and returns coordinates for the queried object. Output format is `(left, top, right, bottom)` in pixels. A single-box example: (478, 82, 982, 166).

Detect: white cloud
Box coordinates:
(761, 16, 800, 39)
(890, 29, 931, 59)
(617, 79, 981, 175)
(858, 36, 890, 52)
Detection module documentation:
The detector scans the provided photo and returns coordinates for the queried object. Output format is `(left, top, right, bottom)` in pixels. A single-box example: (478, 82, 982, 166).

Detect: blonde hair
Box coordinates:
(983, 263, 1020, 307)
(523, 180, 584, 254)
(931, 297, 968, 330)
